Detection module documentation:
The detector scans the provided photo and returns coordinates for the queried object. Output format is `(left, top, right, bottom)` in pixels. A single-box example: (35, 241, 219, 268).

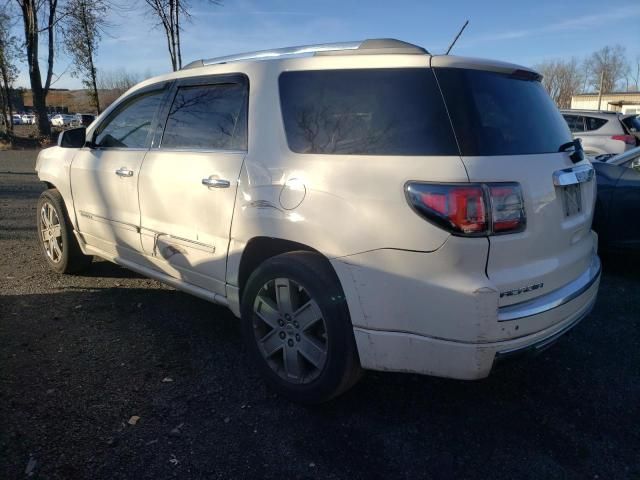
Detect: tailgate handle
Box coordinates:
(553, 164, 594, 186)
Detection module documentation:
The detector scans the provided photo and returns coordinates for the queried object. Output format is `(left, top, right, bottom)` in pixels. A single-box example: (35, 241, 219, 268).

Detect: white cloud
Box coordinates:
(461, 5, 640, 47)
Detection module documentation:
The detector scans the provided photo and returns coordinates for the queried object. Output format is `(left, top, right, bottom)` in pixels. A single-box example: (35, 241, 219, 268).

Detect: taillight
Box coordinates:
(611, 134, 635, 145)
(405, 182, 525, 236)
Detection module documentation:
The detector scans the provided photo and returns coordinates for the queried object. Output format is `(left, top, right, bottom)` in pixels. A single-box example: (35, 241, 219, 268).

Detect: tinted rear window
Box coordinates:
(623, 115, 640, 132)
(279, 69, 458, 155)
(435, 68, 572, 156)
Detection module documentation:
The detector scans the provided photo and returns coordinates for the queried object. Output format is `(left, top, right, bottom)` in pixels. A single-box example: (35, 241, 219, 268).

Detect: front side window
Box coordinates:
(94, 89, 166, 148)
(161, 82, 248, 150)
(279, 69, 458, 155)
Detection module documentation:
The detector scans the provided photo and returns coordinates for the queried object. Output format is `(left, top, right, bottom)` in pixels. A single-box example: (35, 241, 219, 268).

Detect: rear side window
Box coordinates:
(161, 83, 248, 150)
(279, 69, 458, 155)
(563, 114, 585, 132)
(436, 68, 572, 156)
(94, 89, 166, 148)
(584, 116, 607, 131)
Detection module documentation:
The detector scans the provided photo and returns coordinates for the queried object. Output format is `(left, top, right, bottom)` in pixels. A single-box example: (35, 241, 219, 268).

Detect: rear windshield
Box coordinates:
(435, 68, 572, 156)
(279, 69, 458, 155)
(623, 115, 640, 133)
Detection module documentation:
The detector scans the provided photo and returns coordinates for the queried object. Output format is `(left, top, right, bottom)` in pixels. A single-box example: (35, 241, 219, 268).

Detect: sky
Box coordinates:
(10, 0, 640, 90)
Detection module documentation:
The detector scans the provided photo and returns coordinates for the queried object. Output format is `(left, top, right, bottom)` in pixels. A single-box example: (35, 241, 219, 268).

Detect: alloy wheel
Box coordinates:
(252, 277, 328, 384)
(40, 201, 63, 263)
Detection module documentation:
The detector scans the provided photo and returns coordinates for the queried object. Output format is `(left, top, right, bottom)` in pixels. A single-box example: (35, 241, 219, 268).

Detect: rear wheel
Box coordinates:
(241, 251, 361, 404)
(37, 189, 92, 274)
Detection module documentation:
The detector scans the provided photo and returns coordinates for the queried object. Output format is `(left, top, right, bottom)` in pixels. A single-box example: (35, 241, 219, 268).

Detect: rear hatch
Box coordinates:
(432, 58, 597, 308)
(622, 114, 640, 145)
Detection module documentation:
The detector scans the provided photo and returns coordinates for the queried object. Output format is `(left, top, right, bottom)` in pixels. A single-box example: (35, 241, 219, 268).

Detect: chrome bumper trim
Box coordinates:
(495, 295, 596, 361)
(497, 254, 601, 322)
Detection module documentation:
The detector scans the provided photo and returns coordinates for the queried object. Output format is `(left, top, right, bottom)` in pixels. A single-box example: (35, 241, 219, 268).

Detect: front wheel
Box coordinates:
(241, 251, 362, 404)
(37, 189, 92, 274)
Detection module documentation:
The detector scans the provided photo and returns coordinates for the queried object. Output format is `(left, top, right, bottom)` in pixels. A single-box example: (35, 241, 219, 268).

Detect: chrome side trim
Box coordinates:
(498, 254, 601, 322)
(552, 164, 595, 186)
(78, 211, 140, 233)
(140, 228, 215, 254)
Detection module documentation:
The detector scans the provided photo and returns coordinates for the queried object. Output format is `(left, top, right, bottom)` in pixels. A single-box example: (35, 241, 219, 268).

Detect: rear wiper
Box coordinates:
(559, 139, 584, 164)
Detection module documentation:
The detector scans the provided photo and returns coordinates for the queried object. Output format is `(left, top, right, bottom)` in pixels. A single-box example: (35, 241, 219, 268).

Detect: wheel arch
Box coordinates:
(236, 236, 327, 300)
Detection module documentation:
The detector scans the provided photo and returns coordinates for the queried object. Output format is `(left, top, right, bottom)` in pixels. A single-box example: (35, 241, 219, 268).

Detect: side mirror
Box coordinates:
(57, 127, 86, 148)
(631, 158, 640, 172)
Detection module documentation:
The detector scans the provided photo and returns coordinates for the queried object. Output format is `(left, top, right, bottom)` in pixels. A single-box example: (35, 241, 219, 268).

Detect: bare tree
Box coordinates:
(626, 55, 640, 92)
(536, 58, 584, 108)
(585, 45, 629, 93)
(15, 0, 60, 138)
(97, 68, 151, 108)
(0, 7, 20, 135)
(144, 0, 221, 71)
(63, 0, 110, 114)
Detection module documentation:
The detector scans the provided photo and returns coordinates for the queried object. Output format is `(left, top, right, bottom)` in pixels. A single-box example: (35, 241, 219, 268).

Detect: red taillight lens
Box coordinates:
(406, 182, 525, 236)
(611, 134, 635, 145)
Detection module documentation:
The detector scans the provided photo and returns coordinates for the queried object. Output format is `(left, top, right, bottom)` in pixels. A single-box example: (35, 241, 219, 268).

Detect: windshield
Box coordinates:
(435, 68, 572, 156)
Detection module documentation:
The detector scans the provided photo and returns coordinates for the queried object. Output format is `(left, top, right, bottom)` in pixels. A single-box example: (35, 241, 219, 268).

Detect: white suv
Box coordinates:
(35, 39, 601, 403)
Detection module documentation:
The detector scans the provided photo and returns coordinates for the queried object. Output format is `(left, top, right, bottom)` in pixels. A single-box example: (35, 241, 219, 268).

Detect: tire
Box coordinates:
(241, 251, 362, 404)
(36, 188, 92, 274)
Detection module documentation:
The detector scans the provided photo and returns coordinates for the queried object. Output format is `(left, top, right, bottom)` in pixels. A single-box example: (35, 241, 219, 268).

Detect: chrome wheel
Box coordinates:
(253, 278, 328, 384)
(39, 201, 63, 263)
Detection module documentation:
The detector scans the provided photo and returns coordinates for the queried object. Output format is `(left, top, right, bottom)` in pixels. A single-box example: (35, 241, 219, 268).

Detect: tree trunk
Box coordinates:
(79, 0, 101, 113)
(175, 0, 181, 69)
(19, 0, 51, 138)
(0, 63, 14, 134)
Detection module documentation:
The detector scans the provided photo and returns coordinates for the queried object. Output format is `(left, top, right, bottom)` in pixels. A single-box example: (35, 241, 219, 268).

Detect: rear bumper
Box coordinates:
(352, 276, 598, 379)
(333, 240, 601, 380)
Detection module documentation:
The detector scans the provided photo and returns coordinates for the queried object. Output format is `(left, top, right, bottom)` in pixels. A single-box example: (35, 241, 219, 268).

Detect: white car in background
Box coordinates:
(562, 110, 639, 155)
(21, 114, 36, 125)
(11, 114, 23, 125)
(50, 114, 78, 127)
(35, 39, 601, 403)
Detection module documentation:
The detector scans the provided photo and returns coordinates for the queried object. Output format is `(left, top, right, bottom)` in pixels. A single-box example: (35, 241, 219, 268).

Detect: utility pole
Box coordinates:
(597, 70, 604, 110)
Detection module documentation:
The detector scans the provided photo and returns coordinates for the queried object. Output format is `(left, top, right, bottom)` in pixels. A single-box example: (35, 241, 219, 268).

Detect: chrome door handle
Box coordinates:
(115, 167, 134, 177)
(202, 177, 230, 188)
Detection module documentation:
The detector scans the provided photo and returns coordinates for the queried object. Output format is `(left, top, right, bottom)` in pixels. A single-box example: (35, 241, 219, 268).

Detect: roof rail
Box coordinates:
(182, 38, 428, 69)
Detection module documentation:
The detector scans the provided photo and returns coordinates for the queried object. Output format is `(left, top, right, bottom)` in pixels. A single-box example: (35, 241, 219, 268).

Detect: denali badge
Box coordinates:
(500, 283, 544, 298)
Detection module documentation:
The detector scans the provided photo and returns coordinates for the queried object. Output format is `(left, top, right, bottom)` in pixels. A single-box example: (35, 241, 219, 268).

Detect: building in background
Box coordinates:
(571, 92, 640, 114)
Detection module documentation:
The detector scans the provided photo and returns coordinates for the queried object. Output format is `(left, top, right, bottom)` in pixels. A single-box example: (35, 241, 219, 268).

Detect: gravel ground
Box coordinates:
(1, 150, 639, 479)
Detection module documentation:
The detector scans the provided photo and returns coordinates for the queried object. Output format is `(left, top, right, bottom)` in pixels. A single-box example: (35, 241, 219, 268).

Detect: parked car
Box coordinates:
(51, 114, 78, 127)
(592, 146, 640, 252)
(11, 114, 23, 125)
(35, 39, 601, 403)
(561, 109, 638, 155)
(21, 114, 36, 125)
(75, 113, 96, 126)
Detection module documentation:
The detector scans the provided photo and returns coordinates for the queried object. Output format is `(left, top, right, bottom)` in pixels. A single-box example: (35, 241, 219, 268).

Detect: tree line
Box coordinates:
(536, 45, 640, 109)
(0, 0, 222, 141)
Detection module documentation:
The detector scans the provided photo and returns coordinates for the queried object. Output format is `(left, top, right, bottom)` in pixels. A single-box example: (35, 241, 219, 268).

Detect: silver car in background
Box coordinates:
(561, 109, 639, 155)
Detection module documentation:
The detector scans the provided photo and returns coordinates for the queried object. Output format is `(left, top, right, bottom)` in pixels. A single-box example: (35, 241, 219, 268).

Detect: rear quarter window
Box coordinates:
(278, 69, 458, 155)
(584, 116, 608, 131)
